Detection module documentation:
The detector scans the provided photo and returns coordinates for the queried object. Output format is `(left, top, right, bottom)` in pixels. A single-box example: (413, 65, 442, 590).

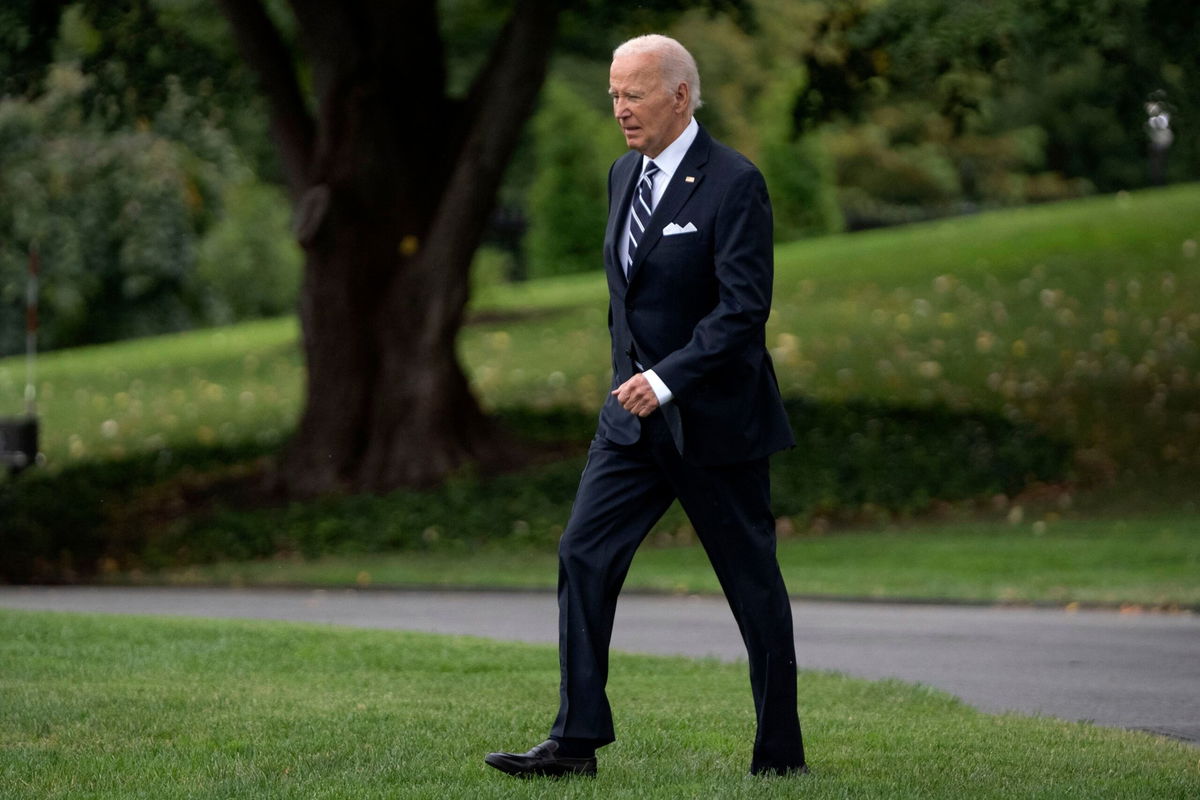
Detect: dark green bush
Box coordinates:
(0, 440, 275, 583)
(0, 401, 1071, 583)
(771, 399, 1071, 516)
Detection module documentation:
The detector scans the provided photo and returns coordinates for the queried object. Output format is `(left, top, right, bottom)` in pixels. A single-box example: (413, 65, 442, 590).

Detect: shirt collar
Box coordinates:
(642, 117, 698, 181)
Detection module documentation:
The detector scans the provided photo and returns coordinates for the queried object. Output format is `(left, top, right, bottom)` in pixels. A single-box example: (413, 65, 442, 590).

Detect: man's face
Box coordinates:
(609, 52, 689, 158)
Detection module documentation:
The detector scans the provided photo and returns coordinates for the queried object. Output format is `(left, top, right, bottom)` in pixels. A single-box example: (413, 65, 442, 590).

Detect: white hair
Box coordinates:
(613, 34, 703, 114)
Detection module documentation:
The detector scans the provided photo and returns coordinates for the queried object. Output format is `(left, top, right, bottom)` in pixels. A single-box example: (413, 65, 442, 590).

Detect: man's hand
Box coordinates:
(612, 373, 660, 417)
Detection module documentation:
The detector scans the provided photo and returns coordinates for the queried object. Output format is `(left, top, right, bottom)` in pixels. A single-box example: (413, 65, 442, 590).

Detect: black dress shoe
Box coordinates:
(484, 739, 597, 778)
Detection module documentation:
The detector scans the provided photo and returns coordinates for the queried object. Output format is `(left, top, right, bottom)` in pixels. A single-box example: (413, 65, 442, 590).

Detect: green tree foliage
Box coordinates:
(671, 1, 844, 241)
(525, 79, 616, 277)
(0, 1, 304, 355)
(53, 0, 277, 178)
(0, 66, 226, 353)
(0, 64, 296, 355)
(820, 0, 1200, 216)
(0, 0, 68, 97)
(997, 0, 1199, 191)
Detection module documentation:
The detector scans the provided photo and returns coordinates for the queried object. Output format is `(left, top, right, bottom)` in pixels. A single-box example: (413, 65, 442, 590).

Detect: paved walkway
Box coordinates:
(2, 586, 1197, 744)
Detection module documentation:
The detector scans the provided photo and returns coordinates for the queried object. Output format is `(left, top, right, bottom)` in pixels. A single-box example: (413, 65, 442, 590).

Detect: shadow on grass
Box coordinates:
(1, 399, 1070, 584)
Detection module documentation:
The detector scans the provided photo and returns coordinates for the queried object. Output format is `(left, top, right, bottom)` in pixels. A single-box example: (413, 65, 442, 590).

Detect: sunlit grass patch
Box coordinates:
(0, 318, 302, 467)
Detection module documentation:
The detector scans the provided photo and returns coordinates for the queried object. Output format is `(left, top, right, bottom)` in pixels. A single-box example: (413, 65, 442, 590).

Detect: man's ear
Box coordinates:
(674, 83, 690, 113)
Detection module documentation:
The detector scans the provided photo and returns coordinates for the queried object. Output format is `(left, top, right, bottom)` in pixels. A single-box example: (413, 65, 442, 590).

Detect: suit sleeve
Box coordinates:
(649, 166, 774, 398)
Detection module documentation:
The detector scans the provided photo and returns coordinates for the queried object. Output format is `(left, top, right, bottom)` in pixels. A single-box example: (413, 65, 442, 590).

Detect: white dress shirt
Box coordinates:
(617, 117, 699, 408)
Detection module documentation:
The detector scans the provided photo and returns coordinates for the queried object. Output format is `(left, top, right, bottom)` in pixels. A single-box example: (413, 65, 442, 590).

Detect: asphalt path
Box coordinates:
(2, 586, 1197, 745)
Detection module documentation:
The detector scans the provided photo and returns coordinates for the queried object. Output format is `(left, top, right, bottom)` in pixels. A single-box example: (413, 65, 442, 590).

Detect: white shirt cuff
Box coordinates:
(642, 369, 674, 406)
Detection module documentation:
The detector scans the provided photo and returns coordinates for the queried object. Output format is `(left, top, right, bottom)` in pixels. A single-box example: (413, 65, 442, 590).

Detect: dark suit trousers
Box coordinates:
(549, 411, 805, 772)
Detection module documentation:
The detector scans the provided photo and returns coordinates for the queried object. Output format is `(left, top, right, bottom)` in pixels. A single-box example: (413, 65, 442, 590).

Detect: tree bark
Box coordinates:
(218, 0, 560, 495)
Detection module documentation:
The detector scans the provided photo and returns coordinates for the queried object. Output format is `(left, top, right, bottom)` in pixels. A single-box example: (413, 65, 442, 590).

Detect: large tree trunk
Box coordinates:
(287, 207, 501, 493)
(218, 0, 558, 495)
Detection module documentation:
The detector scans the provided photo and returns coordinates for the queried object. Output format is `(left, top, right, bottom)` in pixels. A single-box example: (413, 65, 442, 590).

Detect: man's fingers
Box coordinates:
(612, 375, 658, 416)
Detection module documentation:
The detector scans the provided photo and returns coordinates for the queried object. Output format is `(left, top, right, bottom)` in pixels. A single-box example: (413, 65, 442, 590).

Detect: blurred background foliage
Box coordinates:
(1, 0, 1197, 354)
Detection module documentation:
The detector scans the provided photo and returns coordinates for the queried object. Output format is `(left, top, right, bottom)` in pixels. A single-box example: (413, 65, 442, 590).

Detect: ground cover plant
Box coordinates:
(2, 610, 1197, 799)
(2, 184, 1198, 588)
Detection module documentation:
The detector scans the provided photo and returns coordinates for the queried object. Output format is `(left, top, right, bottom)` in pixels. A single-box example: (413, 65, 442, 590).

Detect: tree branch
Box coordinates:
(455, 0, 560, 198)
(214, 0, 315, 199)
(412, 0, 560, 338)
(364, 0, 444, 97)
(286, 0, 363, 104)
(459, 0, 546, 138)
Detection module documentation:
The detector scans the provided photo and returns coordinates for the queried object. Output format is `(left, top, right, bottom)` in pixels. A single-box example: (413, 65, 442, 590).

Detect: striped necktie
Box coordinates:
(626, 160, 660, 275)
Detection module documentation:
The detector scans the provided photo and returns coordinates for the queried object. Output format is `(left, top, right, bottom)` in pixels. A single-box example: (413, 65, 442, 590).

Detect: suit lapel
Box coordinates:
(606, 152, 641, 287)
(626, 127, 712, 286)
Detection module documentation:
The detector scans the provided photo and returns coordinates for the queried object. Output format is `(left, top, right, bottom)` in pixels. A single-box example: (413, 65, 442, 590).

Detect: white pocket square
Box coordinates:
(662, 221, 698, 236)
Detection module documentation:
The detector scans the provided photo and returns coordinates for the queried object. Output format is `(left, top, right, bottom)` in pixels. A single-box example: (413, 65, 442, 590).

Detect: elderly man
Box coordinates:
(486, 34, 807, 778)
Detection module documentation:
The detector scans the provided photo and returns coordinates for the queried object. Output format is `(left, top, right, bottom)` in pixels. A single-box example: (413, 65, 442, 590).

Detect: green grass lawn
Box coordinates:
(2, 610, 1197, 799)
(136, 514, 1200, 608)
(0, 317, 303, 465)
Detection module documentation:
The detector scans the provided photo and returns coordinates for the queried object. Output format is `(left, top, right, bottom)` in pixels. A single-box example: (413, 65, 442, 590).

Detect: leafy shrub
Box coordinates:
(760, 132, 844, 241)
(823, 110, 1095, 229)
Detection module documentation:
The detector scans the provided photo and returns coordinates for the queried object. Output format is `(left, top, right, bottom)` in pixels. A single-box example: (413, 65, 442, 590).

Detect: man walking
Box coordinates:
(486, 33, 806, 778)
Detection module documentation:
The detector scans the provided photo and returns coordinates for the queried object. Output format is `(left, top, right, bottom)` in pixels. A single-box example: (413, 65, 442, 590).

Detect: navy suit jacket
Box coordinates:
(596, 124, 794, 465)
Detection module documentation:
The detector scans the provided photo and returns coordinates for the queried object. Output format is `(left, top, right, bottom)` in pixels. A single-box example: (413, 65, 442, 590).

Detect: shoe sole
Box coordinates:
(484, 754, 596, 778)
